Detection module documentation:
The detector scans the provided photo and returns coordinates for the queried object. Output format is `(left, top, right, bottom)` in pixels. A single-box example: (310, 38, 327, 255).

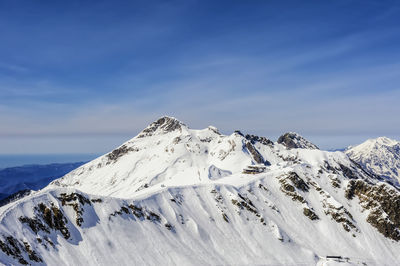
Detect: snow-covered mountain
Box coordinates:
(1, 117, 400, 265)
(346, 137, 400, 186)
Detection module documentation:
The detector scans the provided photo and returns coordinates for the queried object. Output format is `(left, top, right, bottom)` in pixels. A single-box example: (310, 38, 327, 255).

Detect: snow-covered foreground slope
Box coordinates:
(346, 137, 400, 185)
(1, 117, 400, 265)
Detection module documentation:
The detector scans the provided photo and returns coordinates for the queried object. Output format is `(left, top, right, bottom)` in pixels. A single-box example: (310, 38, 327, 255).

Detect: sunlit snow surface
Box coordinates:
(1, 117, 399, 265)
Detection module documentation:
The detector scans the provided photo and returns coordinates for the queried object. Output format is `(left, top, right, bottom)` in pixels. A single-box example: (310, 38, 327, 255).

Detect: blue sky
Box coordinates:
(0, 0, 399, 154)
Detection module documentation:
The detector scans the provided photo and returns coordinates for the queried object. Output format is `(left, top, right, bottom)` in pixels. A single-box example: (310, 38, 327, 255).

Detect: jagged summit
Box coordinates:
(277, 132, 319, 150)
(137, 116, 186, 138)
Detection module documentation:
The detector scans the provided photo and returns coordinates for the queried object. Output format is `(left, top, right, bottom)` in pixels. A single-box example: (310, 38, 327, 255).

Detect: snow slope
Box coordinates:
(346, 137, 400, 185)
(1, 117, 400, 265)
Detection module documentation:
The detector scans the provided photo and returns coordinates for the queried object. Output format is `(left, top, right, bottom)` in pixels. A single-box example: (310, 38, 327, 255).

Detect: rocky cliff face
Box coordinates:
(1, 117, 399, 265)
(277, 132, 319, 150)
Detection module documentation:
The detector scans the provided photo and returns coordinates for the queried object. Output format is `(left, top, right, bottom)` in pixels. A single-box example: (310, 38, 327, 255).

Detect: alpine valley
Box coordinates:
(1, 117, 400, 266)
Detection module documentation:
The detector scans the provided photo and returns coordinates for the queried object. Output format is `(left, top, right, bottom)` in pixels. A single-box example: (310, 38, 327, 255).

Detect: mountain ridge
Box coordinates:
(1, 116, 400, 265)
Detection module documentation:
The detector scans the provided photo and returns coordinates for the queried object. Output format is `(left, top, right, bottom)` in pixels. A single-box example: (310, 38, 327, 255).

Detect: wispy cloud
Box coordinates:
(0, 1, 399, 153)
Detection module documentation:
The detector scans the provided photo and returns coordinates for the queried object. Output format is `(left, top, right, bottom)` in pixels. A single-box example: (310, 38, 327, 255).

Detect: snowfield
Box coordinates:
(1, 117, 399, 265)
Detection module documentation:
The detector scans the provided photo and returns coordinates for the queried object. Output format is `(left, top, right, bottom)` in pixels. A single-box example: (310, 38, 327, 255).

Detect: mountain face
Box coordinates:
(346, 137, 400, 186)
(1, 117, 400, 265)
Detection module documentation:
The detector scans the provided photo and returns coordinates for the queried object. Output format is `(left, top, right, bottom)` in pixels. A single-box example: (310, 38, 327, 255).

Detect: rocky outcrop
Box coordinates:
(278, 172, 308, 203)
(106, 144, 138, 163)
(345, 180, 400, 240)
(303, 208, 319, 220)
(138, 116, 184, 138)
(245, 142, 271, 166)
(245, 134, 274, 146)
(0, 235, 42, 265)
(19, 202, 70, 239)
(277, 132, 319, 150)
(57, 193, 92, 226)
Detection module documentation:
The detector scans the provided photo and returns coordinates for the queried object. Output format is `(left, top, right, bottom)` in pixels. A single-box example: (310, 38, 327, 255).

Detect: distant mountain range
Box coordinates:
(0, 162, 86, 203)
(0, 117, 399, 265)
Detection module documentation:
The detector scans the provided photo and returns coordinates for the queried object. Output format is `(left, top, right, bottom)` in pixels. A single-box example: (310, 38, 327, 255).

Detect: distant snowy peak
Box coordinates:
(346, 136, 400, 184)
(347, 137, 399, 153)
(277, 132, 319, 150)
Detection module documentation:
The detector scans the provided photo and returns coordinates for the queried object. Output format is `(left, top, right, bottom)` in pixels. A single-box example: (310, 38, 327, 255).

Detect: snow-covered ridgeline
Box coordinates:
(1, 116, 400, 265)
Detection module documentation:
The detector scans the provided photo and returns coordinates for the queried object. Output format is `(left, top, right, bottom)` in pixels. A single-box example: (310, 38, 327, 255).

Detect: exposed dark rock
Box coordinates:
(345, 180, 400, 240)
(58, 192, 91, 206)
(234, 130, 244, 136)
(57, 193, 91, 227)
(211, 189, 225, 205)
(245, 134, 274, 146)
(277, 132, 319, 150)
(232, 194, 258, 215)
(112, 204, 158, 223)
(245, 142, 271, 166)
(106, 145, 137, 163)
(207, 126, 221, 135)
(23, 241, 42, 263)
(329, 175, 341, 188)
(322, 200, 357, 233)
(0, 235, 42, 265)
(324, 161, 337, 173)
(278, 172, 308, 203)
(287, 172, 309, 192)
(138, 116, 183, 138)
(222, 213, 229, 223)
(338, 164, 358, 179)
(170, 193, 184, 205)
(303, 208, 319, 220)
(243, 165, 266, 174)
(19, 202, 70, 239)
(91, 198, 103, 203)
(146, 211, 161, 223)
(164, 223, 174, 231)
(19, 215, 50, 234)
(258, 183, 269, 191)
(129, 204, 145, 220)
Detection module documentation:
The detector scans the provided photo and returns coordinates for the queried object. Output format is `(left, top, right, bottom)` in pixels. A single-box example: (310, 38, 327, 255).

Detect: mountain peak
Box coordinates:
(137, 116, 186, 138)
(277, 132, 319, 150)
(370, 136, 398, 146)
(346, 136, 400, 185)
(349, 137, 399, 152)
